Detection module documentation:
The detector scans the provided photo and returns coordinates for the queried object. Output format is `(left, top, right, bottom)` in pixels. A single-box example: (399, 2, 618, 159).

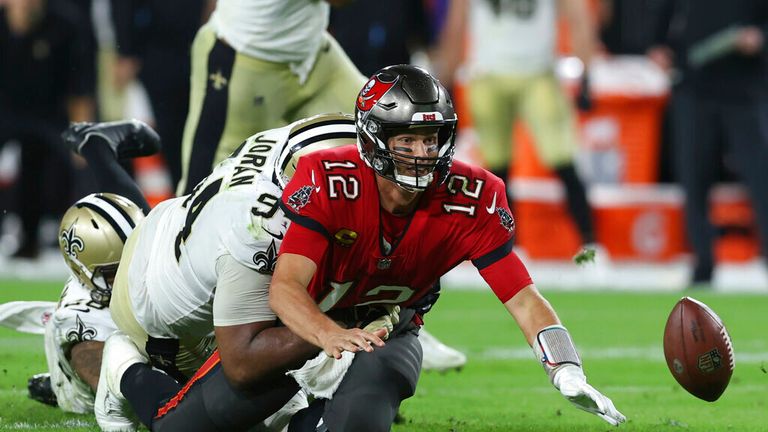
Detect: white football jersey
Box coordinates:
(126, 114, 357, 341)
(467, 0, 557, 76)
(44, 277, 118, 414)
(210, 0, 328, 66)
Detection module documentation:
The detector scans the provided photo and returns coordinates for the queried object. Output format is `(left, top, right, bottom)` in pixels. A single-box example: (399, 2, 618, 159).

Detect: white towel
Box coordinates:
(286, 350, 355, 399)
(0, 301, 56, 334)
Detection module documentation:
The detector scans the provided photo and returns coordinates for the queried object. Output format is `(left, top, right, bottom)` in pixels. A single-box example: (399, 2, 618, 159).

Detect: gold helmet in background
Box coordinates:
(58, 193, 144, 307)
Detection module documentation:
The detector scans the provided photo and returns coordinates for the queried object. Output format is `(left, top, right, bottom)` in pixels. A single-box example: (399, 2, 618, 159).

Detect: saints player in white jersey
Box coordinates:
(435, 0, 600, 259)
(4, 193, 145, 416)
(39, 194, 145, 413)
(88, 114, 361, 431)
(55, 116, 458, 430)
(0, 121, 160, 417)
(178, 0, 365, 195)
(111, 114, 361, 376)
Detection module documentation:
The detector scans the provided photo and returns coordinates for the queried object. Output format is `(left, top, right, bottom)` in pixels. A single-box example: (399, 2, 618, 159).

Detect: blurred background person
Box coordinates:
(650, 0, 768, 288)
(110, 0, 213, 189)
(0, 0, 95, 259)
(598, 0, 666, 56)
(329, 0, 433, 77)
(434, 0, 601, 258)
(597, 0, 676, 185)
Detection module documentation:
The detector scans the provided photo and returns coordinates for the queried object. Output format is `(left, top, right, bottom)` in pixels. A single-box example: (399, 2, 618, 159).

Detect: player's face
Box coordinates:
(387, 128, 440, 177)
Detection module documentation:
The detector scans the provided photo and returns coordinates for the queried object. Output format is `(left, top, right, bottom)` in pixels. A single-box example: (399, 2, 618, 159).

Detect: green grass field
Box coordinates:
(1, 279, 767, 431)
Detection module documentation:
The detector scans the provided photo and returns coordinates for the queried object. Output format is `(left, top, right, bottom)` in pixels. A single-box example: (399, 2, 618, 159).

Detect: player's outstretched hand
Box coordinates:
(554, 365, 626, 426)
(320, 327, 387, 359)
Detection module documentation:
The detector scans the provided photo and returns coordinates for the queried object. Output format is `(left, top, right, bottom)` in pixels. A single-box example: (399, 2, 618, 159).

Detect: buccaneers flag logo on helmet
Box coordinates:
(356, 74, 397, 112)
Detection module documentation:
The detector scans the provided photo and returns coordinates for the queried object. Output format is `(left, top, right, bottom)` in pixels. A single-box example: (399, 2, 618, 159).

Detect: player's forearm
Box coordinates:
(230, 326, 319, 389)
(69, 340, 104, 392)
(504, 285, 561, 345)
(269, 280, 341, 349)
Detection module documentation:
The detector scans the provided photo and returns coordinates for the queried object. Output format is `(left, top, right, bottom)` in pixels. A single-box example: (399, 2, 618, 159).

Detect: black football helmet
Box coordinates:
(355, 65, 457, 191)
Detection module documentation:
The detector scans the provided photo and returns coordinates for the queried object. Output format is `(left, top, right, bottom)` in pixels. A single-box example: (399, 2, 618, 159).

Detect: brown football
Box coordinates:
(663, 296, 734, 401)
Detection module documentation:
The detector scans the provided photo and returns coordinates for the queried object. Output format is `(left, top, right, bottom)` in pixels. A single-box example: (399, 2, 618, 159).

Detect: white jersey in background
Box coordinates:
(467, 0, 557, 76)
(210, 0, 329, 77)
(126, 114, 356, 342)
(44, 277, 118, 414)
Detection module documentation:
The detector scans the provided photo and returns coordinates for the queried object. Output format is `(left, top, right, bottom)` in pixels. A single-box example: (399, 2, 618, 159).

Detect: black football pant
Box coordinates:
(671, 87, 768, 282)
(120, 351, 299, 432)
(80, 138, 151, 214)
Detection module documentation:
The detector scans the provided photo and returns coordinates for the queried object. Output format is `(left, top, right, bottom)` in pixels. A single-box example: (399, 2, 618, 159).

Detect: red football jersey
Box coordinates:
(279, 145, 531, 311)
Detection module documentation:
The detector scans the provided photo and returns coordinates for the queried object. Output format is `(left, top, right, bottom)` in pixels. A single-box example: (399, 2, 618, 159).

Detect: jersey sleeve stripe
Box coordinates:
(279, 202, 330, 238)
(471, 238, 514, 270)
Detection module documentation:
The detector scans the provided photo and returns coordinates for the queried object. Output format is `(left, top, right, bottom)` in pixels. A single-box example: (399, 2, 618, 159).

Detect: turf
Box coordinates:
(1, 279, 767, 431)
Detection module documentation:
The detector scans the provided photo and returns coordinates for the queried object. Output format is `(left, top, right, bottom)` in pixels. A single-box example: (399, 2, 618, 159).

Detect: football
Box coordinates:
(663, 297, 735, 401)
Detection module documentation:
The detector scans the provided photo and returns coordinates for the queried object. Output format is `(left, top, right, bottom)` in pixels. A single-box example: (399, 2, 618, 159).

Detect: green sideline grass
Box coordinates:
(1, 280, 767, 431)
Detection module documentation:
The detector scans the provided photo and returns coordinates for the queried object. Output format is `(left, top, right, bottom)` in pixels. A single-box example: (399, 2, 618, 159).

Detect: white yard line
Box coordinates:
(514, 384, 768, 394)
(443, 259, 768, 292)
(474, 346, 768, 363)
(0, 419, 95, 429)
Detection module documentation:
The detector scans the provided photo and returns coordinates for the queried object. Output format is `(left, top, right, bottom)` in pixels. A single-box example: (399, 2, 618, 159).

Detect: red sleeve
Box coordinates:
(279, 222, 329, 266)
(478, 250, 533, 303)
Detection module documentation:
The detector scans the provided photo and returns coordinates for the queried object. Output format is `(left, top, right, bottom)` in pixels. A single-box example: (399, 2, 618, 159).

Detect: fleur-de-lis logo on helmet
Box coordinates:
(61, 222, 85, 258)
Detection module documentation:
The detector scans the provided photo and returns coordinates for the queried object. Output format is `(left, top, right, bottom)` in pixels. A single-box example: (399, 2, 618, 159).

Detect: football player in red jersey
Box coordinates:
(270, 64, 626, 430)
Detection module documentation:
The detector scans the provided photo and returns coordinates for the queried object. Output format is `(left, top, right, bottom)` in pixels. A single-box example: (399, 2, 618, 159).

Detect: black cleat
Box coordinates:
(62, 119, 161, 159)
(28, 372, 58, 407)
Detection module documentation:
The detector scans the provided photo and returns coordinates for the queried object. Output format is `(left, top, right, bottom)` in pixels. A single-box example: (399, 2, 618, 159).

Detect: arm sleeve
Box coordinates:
(213, 254, 276, 326)
(478, 250, 533, 303)
(463, 174, 530, 302)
